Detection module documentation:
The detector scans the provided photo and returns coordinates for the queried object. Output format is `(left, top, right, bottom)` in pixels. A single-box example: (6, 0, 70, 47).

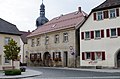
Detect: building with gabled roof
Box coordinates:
(27, 7, 87, 67)
(0, 18, 21, 70)
(80, 0, 120, 68)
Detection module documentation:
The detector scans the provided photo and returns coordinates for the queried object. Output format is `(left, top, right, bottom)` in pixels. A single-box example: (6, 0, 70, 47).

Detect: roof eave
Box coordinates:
(92, 4, 120, 12)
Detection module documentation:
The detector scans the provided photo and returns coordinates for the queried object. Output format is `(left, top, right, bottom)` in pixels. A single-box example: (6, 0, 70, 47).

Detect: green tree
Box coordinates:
(4, 39, 20, 68)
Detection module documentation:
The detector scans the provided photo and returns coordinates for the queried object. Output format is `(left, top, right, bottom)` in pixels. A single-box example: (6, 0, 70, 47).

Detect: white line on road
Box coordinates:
(25, 76, 120, 79)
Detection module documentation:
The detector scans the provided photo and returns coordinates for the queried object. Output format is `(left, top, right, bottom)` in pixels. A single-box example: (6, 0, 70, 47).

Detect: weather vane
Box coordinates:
(42, 0, 43, 3)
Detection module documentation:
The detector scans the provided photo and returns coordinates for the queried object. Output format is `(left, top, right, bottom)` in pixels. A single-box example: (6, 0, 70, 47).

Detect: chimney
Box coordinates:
(78, 7, 81, 12)
(28, 30, 30, 33)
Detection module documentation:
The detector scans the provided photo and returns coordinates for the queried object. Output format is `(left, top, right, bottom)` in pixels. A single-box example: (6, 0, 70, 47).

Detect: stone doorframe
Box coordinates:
(114, 49, 120, 68)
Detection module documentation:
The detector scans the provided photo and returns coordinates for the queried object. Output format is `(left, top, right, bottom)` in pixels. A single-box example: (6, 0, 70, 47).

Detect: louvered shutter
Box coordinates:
(117, 28, 120, 36)
(102, 52, 105, 60)
(91, 31, 94, 39)
(93, 13, 97, 20)
(103, 10, 109, 19)
(116, 8, 119, 17)
(101, 30, 104, 38)
(81, 32, 84, 40)
(82, 52, 85, 60)
(106, 29, 110, 37)
(91, 52, 95, 60)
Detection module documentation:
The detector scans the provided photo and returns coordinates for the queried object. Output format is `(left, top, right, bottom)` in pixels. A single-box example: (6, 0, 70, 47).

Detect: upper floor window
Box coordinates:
(36, 38, 40, 46)
(45, 36, 49, 45)
(95, 30, 100, 38)
(31, 39, 35, 47)
(97, 11, 103, 20)
(55, 34, 59, 43)
(5, 57, 10, 63)
(85, 31, 90, 39)
(63, 33, 68, 42)
(5, 37, 10, 45)
(110, 28, 117, 37)
(110, 9, 116, 18)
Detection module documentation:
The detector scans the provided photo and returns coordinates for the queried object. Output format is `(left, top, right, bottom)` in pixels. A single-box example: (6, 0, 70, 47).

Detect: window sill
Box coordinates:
(85, 38, 90, 40)
(94, 37, 101, 40)
(110, 36, 118, 38)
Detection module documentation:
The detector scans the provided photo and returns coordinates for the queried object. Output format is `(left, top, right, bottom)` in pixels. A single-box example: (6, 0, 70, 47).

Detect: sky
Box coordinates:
(0, 0, 105, 31)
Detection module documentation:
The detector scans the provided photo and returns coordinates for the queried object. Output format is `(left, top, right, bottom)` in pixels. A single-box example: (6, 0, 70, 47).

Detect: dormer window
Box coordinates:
(109, 9, 116, 18)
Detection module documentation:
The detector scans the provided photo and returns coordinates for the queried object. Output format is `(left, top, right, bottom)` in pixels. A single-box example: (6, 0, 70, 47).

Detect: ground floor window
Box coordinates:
(82, 51, 105, 60)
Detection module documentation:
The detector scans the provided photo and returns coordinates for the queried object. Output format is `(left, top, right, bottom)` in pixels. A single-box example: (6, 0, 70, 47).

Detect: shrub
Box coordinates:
(5, 69, 21, 76)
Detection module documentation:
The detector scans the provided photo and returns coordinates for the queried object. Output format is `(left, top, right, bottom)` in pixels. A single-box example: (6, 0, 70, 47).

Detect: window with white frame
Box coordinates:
(85, 31, 90, 39)
(63, 33, 68, 42)
(86, 52, 91, 59)
(5, 57, 10, 63)
(109, 9, 116, 18)
(111, 28, 117, 37)
(36, 38, 40, 46)
(95, 30, 100, 38)
(97, 11, 103, 20)
(55, 34, 59, 43)
(45, 36, 49, 45)
(95, 52, 102, 60)
(5, 37, 10, 45)
(31, 39, 35, 47)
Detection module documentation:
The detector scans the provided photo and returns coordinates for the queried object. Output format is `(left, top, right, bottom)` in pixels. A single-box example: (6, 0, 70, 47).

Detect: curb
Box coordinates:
(39, 67, 120, 73)
(0, 69, 42, 79)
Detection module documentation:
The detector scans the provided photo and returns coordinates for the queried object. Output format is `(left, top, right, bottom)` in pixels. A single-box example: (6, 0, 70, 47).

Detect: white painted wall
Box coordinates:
(80, 8, 120, 67)
(0, 34, 20, 70)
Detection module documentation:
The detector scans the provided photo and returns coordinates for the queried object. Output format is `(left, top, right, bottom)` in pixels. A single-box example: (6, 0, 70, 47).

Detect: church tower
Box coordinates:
(36, 0, 49, 27)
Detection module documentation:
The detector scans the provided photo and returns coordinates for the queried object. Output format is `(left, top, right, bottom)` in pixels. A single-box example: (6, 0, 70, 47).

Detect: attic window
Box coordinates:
(52, 24, 56, 28)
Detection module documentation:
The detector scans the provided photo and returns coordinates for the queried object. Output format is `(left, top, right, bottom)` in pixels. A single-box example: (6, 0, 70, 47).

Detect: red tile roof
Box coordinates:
(28, 10, 87, 37)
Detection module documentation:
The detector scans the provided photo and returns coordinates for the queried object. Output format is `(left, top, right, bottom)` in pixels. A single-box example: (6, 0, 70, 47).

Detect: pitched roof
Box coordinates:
(0, 18, 21, 36)
(28, 10, 87, 37)
(92, 0, 120, 12)
(20, 31, 31, 44)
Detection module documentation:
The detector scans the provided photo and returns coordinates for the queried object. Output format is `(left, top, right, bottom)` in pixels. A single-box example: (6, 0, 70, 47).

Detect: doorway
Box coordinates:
(64, 51, 68, 67)
(117, 51, 120, 68)
(43, 52, 51, 66)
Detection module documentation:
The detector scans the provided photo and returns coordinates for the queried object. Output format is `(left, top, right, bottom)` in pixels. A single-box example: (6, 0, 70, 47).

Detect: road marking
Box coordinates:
(35, 76, 120, 79)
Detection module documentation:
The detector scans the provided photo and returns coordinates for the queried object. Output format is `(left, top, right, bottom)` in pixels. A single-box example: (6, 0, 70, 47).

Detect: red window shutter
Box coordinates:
(81, 32, 84, 40)
(101, 30, 104, 38)
(93, 13, 97, 20)
(106, 29, 110, 37)
(116, 8, 119, 17)
(91, 52, 95, 60)
(103, 10, 109, 19)
(117, 28, 120, 36)
(82, 52, 85, 60)
(53, 52, 55, 60)
(91, 31, 94, 39)
(102, 52, 105, 60)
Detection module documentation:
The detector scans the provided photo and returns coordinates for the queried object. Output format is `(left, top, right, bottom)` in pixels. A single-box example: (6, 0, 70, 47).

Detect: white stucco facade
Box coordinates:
(80, 8, 120, 68)
(0, 34, 21, 70)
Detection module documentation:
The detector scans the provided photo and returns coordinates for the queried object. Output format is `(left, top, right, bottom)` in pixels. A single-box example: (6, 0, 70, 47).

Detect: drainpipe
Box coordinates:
(23, 44, 25, 63)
